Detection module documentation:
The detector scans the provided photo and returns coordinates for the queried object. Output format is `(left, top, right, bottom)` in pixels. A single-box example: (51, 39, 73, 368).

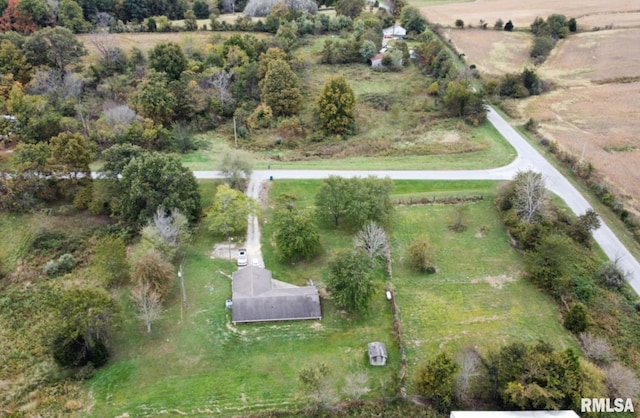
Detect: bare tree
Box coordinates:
(455, 347, 482, 407)
(207, 69, 234, 105)
(218, 150, 254, 190)
(605, 362, 640, 399)
(142, 207, 191, 261)
(512, 170, 549, 223)
(104, 104, 137, 126)
(90, 31, 122, 69)
(579, 332, 613, 365)
(131, 281, 162, 333)
(343, 371, 370, 400)
(353, 221, 389, 267)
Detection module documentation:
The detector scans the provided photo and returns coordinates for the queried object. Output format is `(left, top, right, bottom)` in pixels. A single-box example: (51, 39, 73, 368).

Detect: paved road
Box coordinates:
(194, 106, 640, 295)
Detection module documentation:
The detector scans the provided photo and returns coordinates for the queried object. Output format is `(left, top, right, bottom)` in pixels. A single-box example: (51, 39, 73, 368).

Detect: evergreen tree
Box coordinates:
(317, 75, 356, 135)
(259, 59, 302, 116)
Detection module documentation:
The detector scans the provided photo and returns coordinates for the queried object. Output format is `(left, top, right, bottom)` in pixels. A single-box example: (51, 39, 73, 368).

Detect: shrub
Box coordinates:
(455, 19, 464, 28)
(407, 238, 436, 273)
(597, 261, 627, 290)
(530, 35, 556, 61)
(57, 253, 76, 273)
(564, 302, 588, 333)
(44, 260, 60, 276)
(579, 332, 613, 364)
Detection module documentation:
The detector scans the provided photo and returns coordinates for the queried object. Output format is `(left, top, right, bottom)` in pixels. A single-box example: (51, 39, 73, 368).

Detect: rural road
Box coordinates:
(195, 106, 640, 296)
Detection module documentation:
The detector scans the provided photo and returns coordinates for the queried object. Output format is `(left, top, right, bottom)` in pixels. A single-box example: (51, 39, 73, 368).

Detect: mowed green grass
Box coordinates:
(86, 179, 577, 416)
(388, 182, 578, 376)
(87, 181, 395, 417)
(263, 179, 577, 372)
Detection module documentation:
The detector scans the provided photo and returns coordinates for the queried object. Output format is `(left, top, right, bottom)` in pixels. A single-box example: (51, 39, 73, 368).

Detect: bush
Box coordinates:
(407, 238, 436, 273)
(455, 19, 464, 28)
(564, 302, 588, 333)
(530, 35, 556, 61)
(597, 261, 627, 290)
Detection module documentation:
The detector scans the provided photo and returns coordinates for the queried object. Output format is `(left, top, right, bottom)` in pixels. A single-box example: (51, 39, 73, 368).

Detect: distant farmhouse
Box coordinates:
(231, 266, 321, 324)
(383, 25, 407, 39)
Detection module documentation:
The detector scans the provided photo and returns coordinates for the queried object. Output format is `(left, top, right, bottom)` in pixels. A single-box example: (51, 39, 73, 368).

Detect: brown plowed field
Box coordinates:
(420, 0, 640, 29)
(443, 28, 531, 76)
(432, 3, 640, 213)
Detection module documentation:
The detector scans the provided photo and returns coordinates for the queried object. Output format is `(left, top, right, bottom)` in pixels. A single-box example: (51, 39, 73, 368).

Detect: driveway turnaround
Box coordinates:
(194, 106, 640, 296)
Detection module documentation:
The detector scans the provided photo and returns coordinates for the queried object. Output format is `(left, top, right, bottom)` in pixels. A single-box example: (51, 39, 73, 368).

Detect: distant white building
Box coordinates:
(383, 25, 406, 39)
(450, 411, 581, 418)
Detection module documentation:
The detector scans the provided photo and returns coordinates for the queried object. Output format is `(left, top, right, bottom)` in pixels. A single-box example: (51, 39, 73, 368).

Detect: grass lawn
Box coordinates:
(263, 180, 578, 384)
(86, 180, 395, 417)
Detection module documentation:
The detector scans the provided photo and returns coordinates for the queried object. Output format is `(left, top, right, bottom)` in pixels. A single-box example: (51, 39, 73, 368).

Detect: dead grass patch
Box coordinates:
(470, 274, 517, 289)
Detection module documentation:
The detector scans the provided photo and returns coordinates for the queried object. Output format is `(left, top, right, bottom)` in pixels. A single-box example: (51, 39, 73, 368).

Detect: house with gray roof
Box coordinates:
(231, 266, 322, 324)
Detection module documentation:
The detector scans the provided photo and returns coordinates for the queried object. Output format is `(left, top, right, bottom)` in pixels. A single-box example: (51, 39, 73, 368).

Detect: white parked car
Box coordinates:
(237, 248, 248, 266)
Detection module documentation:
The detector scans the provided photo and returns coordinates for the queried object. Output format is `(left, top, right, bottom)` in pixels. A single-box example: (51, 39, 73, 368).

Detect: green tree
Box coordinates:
(455, 18, 464, 28)
(315, 175, 351, 227)
(47, 132, 91, 179)
(6, 84, 61, 143)
(0, 39, 32, 84)
(101, 143, 144, 178)
(335, 0, 363, 19)
(259, 59, 302, 116)
(16, 0, 49, 26)
(359, 39, 377, 62)
(193, 0, 210, 18)
(49, 286, 118, 368)
(206, 183, 255, 239)
(317, 75, 356, 135)
(58, 0, 89, 33)
(92, 235, 130, 287)
(118, 152, 202, 226)
(257, 47, 288, 80)
(22, 27, 87, 72)
(415, 351, 459, 412)
(218, 150, 253, 190)
(184, 9, 197, 31)
(327, 248, 375, 314)
(347, 176, 394, 228)
(400, 6, 426, 33)
(148, 42, 187, 80)
(444, 80, 472, 117)
(132, 70, 176, 125)
(273, 196, 321, 262)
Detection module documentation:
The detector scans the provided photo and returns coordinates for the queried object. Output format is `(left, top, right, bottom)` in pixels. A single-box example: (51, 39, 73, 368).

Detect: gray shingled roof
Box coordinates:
(232, 266, 322, 324)
(368, 342, 388, 359)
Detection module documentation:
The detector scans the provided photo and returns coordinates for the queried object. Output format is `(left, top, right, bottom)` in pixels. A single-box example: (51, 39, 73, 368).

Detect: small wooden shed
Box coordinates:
(368, 342, 388, 366)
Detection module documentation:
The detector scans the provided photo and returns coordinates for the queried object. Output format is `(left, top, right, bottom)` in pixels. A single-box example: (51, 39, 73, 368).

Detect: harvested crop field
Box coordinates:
(512, 28, 640, 214)
(442, 28, 531, 76)
(540, 29, 640, 86)
(520, 81, 640, 214)
(419, 0, 640, 29)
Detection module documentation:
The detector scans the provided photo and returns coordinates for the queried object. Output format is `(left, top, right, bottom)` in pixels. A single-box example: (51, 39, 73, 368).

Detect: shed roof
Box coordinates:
(368, 342, 388, 359)
(383, 25, 407, 36)
(232, 266, 321, 324)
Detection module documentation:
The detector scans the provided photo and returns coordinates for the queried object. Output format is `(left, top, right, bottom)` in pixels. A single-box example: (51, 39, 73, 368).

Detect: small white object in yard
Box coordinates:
(386, 291, 392, 300)
(209, 286, 214, 292)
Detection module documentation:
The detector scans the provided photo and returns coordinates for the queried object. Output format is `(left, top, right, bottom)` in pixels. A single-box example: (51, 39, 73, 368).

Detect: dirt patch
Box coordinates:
(471, 274, 516, 289)
(459, 315, 501, 324)
(445, 29, 532, 76)
(421, 0, 640, 29)
(211, 242, 242, 260)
